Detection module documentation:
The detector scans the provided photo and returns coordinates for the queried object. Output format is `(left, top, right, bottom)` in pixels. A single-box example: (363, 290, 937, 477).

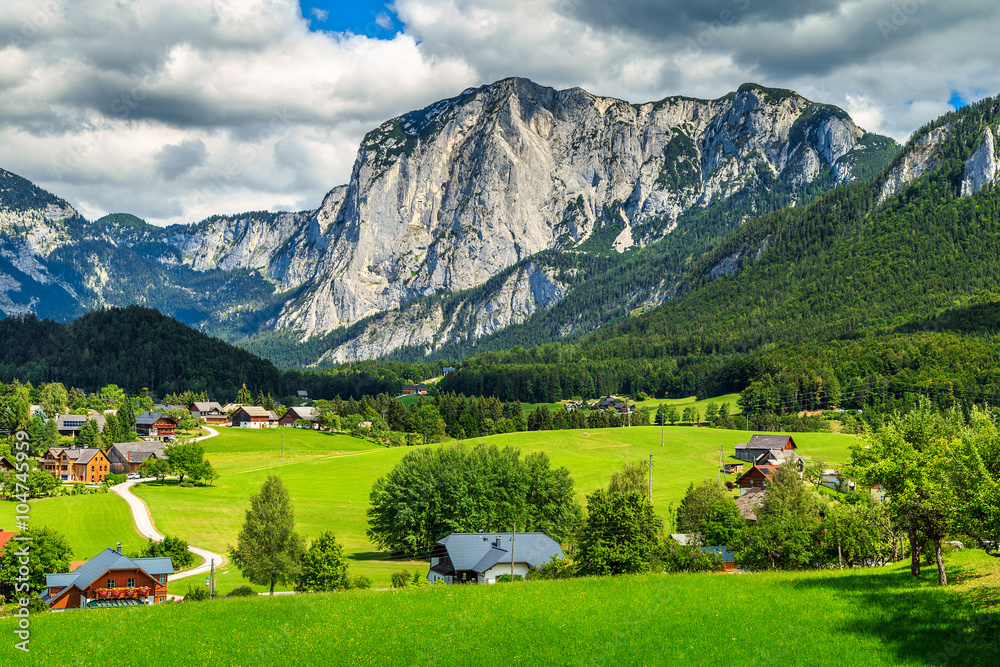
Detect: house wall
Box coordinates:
(481, 563, 531, 583)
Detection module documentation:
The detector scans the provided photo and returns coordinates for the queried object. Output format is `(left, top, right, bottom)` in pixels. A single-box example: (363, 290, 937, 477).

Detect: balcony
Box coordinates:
(93, 586, 150, 600)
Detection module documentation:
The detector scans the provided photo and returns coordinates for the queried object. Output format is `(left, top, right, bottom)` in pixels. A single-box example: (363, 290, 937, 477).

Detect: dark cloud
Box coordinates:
(154, 139, 207, 180)
(567, 0, 844, 40)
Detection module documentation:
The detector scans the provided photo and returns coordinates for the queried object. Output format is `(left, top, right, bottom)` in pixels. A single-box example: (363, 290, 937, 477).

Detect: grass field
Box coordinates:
(8, 424, 858, 591)
(3, 550, 997, 666)
(0, 492, 146, 559)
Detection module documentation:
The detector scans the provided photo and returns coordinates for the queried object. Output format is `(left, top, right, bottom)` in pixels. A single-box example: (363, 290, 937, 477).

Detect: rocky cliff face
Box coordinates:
(961, 127, 999, 196)
(274, 79, 877, 338)
(0, 79, 894, 362)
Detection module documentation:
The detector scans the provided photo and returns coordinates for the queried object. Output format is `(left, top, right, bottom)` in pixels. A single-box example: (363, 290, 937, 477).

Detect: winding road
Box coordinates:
(111, 426, 226, 582)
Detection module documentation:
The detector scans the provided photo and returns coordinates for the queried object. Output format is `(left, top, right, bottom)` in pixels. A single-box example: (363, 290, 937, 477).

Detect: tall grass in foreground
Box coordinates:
(5, 551, 997, 667)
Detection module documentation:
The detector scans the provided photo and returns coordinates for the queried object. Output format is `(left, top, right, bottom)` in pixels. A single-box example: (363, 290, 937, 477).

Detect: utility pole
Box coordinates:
(648, 453, 654, 503)
(210, 558, 215, 599)
(718, 442, 723, 481)
(510, 524, 516, 581)
(660, 411, 664, 447)
(280, 429, 283, 458)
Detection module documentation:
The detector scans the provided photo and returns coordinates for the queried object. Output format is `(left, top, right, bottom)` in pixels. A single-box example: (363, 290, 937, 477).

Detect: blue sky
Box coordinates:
(301, 1, 400, 37)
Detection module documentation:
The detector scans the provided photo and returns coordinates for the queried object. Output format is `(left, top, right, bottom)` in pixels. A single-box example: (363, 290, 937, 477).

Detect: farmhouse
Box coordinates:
(735, 464, 778, 494)
(188, 401, 228, 425)
(0, 456, 14, 472)
(41, 447, 111, 483)
(402, 384, 429, 396)
(55, 413, 106, 438)
(427, 532, 564, 585)
(135, 412, 177, 439)
(221, 403, 242, 414)
(278, 406, 319, 428)
(41, 544, 173, 610)
(230, 406, 275, 428)
(106, 441, 168, 476)
(734, 434, 798, 464)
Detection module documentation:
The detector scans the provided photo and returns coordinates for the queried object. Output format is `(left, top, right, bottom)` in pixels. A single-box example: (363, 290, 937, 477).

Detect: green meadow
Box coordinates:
(4, 550, 997, 666)
(8, 423, 858, 591)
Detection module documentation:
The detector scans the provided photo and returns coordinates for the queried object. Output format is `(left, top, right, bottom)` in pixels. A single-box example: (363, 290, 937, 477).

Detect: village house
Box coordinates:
(278, 406, 319, 428)
(734, 434, 799, 464)
(735, 487, 766, 522)
(135, 412, 177, 440)
(701, 546, 737, 573)
(55, 412, 106, 439)
(41, 447, 111, 483)
(0, 456, 15, 472)
(221, 403, 243, 414)
(230, 406, 275, 428)
(41, 544, 173, 610)
(427, 532, 564, 585)
(735, 464, 779, 494)
(106, 441, 169, 476)
(401, 384, 429, 396)
(187, 401, 228, 426)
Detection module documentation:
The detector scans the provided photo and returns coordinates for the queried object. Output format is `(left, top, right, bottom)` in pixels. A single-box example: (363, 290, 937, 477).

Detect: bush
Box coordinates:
(390, 570, 410, 588)
(226, 586, 257, 598)
(347, 575, 372, 590)
(104, 473, 127, 486)
(527, 556, 577, 580)
(26, 596, 50, 614)
(179, 482, 195, 488)
(410, 571, 428, 587)
(184, 584, 210, 601)
(494, 574, 524, 583)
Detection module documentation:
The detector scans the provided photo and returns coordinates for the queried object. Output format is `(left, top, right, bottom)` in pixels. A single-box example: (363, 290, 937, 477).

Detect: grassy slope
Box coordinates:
(4, 550, 997, 666)
(131, 425, 855, 592)
(6, 424, 857, 591)
(0, 492, 145, 560)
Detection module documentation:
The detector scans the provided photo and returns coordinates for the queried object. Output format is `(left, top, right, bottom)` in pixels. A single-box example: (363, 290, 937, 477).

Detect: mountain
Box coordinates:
(0, 79, 896, 365)
(436, 94, 1000, 410)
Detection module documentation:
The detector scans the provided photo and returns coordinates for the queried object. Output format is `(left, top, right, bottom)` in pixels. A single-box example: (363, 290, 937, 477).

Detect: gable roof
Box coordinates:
(234, 406, 270, 418)
(189, 402, 224, 413)
(437, 533, 563, 573)
(46, 548, 174, 592)
(108, 441, 168, 463)
(55, 413, 106, 431)
(0, 530, 16, 552)
(735, 434, 796, 451)
(73, 448, 104, 465)
(701, 545, 735, 562)
(285, 406, 317, 420)
(735, 488, 766, 521)
(136, 412, 176, 426)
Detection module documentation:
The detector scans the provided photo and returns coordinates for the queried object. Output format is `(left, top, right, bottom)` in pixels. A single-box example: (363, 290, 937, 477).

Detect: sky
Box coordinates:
(0, 0, 997, 226)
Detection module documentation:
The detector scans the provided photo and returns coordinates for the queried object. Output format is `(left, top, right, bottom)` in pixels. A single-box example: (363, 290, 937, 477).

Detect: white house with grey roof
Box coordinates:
(427, 532, 564, 584)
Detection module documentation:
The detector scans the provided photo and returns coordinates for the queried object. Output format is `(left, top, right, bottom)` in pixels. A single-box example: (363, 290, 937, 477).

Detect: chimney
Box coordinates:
(116, 542, 122, 553)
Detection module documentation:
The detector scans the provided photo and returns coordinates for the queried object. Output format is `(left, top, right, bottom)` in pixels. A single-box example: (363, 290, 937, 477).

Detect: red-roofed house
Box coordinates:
(736, 465, 779, 494)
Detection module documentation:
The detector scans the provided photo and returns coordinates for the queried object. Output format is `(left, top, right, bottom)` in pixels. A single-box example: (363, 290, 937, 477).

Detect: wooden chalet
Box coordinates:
(41, 545, 173, 610)
(106, 441, 169, 476)
(0, 456, 14, 472)
(278, 406, 319, 428)
(734, 434, 798, 463)
(401, 384, 429, 396)
(135, 412, 177, 439)
(735, 464, 779, 494)
(187, 402, 228, 425)
(701, 546, 737, 573)
(230, 406, 274, 428)
(41, 447, 110, 483)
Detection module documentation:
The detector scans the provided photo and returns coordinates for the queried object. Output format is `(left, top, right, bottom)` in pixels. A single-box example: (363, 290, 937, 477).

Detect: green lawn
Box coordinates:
(0, 492, 146, 560)
(4, 550, 997, 666)
(8, 425, 858, 591)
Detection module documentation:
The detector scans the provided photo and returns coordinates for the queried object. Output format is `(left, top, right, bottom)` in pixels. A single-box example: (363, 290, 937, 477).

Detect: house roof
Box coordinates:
(109, 441, 168, 462)
(436, 533, 564, 573)
(670, 533, 695, 546)
(189, 402, 224, 413)
(153, 404, 187, 412)
(45, 548, 174, 592)
(73, 448, 104, 465)
(735, 434, 796, 451)
(234, 406, 271, 418)
(136, 412, 176, 426)
(735, 488, 767, 521)
(55, 413, 106, 431)
(296, 390, 308, 397)
(0, 530, 16, 552)
(702, 545, 735, 562)
(285, 406, 317, 420)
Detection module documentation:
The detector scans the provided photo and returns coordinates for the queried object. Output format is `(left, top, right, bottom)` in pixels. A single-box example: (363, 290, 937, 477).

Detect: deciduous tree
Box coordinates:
(230, 476, 304, 595)
(296, 530, 349, 592)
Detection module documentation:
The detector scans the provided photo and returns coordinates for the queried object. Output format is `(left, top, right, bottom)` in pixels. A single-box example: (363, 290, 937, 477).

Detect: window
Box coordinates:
(158, 596, 165, 603)
(127, 578, 136, 588)
(107, 578, 116, 588)
(159, 574, 167, 584)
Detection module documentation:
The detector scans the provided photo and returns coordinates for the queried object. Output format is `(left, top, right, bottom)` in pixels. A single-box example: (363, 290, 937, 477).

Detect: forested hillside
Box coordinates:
(0, 307, 440, 401)
(438, 95, 1000, 415)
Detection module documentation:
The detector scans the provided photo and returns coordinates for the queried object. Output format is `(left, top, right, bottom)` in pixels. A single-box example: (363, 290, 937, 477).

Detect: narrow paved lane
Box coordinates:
(111, 426, 226, 582)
